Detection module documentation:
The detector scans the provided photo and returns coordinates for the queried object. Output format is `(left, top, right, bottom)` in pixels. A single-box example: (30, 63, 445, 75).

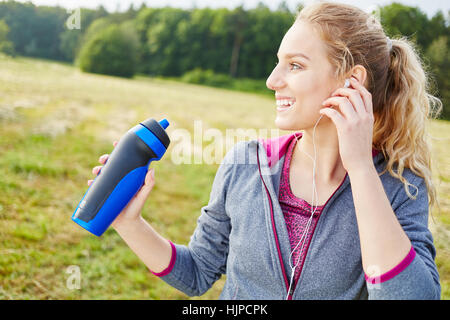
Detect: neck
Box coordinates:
(292, 120, 346, 184)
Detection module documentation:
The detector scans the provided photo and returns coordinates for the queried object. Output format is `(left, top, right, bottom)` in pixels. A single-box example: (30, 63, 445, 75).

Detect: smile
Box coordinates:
(276, 99, 295, 111)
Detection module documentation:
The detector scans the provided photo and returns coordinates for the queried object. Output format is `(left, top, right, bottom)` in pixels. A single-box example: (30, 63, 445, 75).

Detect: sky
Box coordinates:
(3, 0, 449, 17)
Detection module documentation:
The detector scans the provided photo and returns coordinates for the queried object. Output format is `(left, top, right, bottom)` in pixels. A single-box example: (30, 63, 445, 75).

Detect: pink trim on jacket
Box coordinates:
(150, 240, 177, 277)
(365, 245, 416, 284)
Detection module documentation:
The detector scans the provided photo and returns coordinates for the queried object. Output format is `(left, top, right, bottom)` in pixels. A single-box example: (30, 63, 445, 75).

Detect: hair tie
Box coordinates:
(386, 37, 393, 52)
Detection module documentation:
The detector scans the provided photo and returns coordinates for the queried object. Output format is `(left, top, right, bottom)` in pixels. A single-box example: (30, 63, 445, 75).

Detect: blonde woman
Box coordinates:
(90, 2, 441, 299)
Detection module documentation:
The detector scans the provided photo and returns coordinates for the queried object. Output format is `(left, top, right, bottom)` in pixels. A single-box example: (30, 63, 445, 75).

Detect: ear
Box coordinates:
(349, 65, 368, 87)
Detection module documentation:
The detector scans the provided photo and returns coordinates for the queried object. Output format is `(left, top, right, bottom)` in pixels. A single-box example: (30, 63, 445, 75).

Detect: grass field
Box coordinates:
(0, 55, 449, 299)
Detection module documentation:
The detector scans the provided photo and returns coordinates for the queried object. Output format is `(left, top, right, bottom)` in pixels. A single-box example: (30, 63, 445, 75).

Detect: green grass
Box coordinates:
(0, 55, 449, 299)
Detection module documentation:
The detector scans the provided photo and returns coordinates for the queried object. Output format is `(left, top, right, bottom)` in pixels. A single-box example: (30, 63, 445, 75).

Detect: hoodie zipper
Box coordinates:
(256, 144, 291, 298)
(256, 142, 348, 300)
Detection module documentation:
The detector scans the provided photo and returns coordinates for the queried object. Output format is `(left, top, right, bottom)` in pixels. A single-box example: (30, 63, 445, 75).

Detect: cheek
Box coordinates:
(294, 73, 333, 110)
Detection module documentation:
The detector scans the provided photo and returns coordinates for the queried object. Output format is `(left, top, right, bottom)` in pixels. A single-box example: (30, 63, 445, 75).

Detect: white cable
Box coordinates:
(285, 113, 324, 300)
(285, 80, 347, 300)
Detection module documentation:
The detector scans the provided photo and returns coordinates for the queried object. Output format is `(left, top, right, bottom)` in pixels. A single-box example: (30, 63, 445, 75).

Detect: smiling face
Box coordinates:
(266, 21, 341, 131)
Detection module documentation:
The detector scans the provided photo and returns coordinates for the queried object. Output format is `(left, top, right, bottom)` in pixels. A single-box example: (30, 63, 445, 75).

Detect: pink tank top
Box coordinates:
(278, 136, 325, 286)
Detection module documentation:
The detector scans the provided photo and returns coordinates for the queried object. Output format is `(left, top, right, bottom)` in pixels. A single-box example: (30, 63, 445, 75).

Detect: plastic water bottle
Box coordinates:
(72, 118, 170, 236)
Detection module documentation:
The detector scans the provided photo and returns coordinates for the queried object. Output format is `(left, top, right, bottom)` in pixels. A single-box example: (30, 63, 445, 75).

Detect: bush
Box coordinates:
(0, 19, 14, 56)
(180, 68, 271, 96)
(77, 24, 139, 78)
(181, 68, 232, 87)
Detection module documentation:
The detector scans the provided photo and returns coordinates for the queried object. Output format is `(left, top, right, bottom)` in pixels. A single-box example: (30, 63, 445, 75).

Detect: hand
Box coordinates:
(88, 140, 156, 229)
(319, 77, 375, 173)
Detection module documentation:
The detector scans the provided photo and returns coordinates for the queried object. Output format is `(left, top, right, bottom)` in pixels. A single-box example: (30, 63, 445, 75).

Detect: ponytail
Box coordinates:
(373, 37, 442, 211)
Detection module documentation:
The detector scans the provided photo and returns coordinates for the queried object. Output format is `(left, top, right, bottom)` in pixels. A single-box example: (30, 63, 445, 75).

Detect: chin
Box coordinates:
(274, 117, 305, 132)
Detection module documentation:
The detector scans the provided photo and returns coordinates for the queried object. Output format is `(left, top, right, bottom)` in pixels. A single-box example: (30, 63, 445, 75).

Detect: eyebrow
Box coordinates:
(277, 52, 310, 61)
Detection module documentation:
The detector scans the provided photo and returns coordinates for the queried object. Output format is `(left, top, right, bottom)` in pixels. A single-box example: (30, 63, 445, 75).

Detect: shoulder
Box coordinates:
(377, 162, 429, 222)
(221, 140, 259, 166)
(375, 158, 426, 202)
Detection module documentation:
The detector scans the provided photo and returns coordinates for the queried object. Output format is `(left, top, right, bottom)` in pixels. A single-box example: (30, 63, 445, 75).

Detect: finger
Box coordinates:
(135, 168, 155, 203)
(322, 96, 357, 121)
(113, 140, 118, 147)
(99, 154, 109, 164)
(331, 88, 365, 116)
(350, 78, 373, 114)
(87, 179, 93, 186)
(92, 165, 102, 175)
(319, 107, 346, 130)
(144, 168, 155, 188)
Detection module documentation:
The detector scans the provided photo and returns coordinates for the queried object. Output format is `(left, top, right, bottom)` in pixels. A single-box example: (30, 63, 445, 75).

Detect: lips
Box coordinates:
(275, 95, 295, 111)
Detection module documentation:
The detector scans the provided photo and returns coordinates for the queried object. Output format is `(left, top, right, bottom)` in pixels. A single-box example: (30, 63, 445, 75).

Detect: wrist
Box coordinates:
(347, 161, 377, 178)
(112, 215, 145, 235)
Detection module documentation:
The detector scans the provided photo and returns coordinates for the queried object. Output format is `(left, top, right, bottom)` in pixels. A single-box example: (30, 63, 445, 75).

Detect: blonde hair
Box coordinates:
(296, 2, 442, 211)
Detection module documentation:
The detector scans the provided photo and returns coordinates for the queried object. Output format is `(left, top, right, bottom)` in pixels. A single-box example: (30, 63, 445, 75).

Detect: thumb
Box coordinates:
(128, 168, 155, 212)
(138, 168, 155, 197)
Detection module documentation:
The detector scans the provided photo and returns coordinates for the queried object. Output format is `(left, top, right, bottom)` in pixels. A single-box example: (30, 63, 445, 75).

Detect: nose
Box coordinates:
(266, 64, 286, 91)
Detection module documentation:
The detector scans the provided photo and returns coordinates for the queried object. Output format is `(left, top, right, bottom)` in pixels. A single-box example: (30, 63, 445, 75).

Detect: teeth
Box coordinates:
(276, 99, 295, 107)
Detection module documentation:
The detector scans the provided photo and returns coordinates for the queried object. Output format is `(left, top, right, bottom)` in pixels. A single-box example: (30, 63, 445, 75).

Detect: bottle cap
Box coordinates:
(159, 119, 169, 129)
(140, 118, 170, 149)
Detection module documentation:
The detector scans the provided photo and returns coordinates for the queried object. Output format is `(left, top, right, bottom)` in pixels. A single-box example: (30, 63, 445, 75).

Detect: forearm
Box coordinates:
(113, 216, 172, 274)
(348, 165, 411, 277)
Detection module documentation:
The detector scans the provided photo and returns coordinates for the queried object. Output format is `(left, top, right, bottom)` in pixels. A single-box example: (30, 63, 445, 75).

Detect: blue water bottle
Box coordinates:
(72, 118, 170, 236)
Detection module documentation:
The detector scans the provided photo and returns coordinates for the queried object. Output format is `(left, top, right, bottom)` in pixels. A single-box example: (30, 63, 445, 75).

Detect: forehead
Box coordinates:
(278, 21, 327, 60)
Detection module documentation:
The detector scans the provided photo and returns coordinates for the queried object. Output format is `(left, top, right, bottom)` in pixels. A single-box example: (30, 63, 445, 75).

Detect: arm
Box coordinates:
(157, 145, 234, 296)
(320, 77, 440, 299)
(348, 165, 411, 277)
(113, 216, 173, 274)
(110, 142, 238, 296)
(349, 166, 440, 299)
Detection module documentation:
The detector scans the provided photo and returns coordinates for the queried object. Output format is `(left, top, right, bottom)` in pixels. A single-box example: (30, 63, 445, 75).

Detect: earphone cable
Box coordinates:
(285, 114, 324, 300)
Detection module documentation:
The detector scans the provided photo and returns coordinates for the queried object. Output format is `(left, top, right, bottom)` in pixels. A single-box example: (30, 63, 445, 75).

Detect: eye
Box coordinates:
(290, 63, 303, 70)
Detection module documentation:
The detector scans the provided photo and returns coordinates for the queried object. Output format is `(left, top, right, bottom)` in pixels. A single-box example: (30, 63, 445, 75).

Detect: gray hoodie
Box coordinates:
(156, 133, 440, 300)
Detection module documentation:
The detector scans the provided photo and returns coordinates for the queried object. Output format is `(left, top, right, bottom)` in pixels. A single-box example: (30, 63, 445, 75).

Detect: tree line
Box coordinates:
(0, 0, 448, 119)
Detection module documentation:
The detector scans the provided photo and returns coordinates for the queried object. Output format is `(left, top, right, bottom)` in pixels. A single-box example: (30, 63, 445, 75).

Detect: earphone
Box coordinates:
(344, 78, 351, 88)
(285, 78, 351, 300)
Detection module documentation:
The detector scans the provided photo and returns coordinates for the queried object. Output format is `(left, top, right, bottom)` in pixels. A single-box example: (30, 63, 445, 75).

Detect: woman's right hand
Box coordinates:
(88, 140, 156, 229)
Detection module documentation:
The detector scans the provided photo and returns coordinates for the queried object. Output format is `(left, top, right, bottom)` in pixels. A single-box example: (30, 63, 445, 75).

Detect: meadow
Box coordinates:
(0, 55, 448, 299)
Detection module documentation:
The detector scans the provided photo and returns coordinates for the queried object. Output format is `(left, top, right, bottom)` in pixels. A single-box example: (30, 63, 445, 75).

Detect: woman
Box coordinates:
(89, 2, 441, 299)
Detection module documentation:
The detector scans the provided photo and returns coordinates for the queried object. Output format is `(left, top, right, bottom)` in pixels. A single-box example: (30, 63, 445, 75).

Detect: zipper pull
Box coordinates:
(287, 287, 294, 300)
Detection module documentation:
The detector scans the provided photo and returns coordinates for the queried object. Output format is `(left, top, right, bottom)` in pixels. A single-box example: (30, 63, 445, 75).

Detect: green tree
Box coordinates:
(0, 19, 14, 56)
(137, 8, 190, 75)
(77, 24, 140, 78)
(175, 8, 228, 76)
(59, 29, 82, 61)
(380, 3, 433, 50)
(426, 36, 450, 120)
(239, 4, 294, 78)
(59, 7, 109, 62)
(228, 6, 248, 78)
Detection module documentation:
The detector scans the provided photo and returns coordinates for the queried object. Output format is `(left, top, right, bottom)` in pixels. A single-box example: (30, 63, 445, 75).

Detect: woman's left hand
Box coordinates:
(319, 77, 375, 173)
